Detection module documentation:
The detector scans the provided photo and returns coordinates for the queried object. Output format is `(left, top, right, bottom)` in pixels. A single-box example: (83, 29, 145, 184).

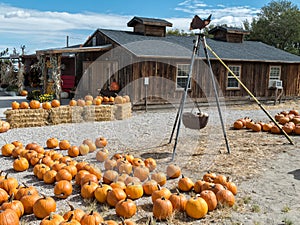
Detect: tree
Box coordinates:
(247, 0, 300, 55)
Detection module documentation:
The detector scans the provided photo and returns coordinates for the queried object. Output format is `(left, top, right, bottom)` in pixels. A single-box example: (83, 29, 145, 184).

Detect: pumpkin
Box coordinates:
(59, 140, 71, 150)
(224, 178, 238, 195)
(40, 212, 65, 225)
(69, 99, 77, 106)
(124, 176, 141, 186)
(43, 170, 57, 184)
(20, 191, 40, 214)
(85, 100, 93, 106)
(83, 164, 102, 180)
(151, 185, 171, 203)
(133, 165, 149, 182)
(11, 101, 20, 110)
(177, 175, 194, 192)
(63, 203, 85, 222)
(42, 102, 52, 110)
(203, 171, 217, 182)
(29, 100, 40, 109)
(96, 149, 109, 162)
(106, 188, 127, 207)
(114, 96, 124, 104)
(80, 181, 98, 199)
(153, 197, 173, 220)
(82, 139, 97, 153)
(1, 143, 15, 157)
(0, 174, 19, 195)
(270, 124, 282, 134)
(168, 189, 187, 212)
(110, 181, 126, 190)
(104, 158, 117, 171)
(13, 156, 29, 172)
(0, 209, 19, 225)
(15, 183, 38, 200)
(68, 145, 80, 157)
(151, 172, 167, 186)
(80, 173, 98, 186)
(233, 120, 244, 129)
(194, 180, 206, 193)
(216, 189, 235, 207)
(125, 182, 143, 200)
(74, 170, 90, 186)
(214, 174, 227, 186)
(166, 164, 181, 179)
(1, 193, 24, 218)
(0, 188, 9, 206)
(115, 197, 137, 218)
(78, 144, 90, 156)
(92, 98, 102, 105)
(95, 137, 107, 148)
(142, 179, 158, 196)
(54, 180, 73, 199)
(200, 190, 217, 211)
(77, 99, 85, 106)
(185, 196, 208, 219)
(262, 122, 273, 132)
(80, 210, 104, 225)
(144, 158, 157, 171)
(103, 170, 119, 185)
(84, 95, 93, 101)
(51, 99, 60, 108)
(20, 90, 28, 96)
(94, 183, 112, 204)
(60, 214, 81, 225)
(251, 123, 262, 132)
(123, 95, 130, 103)
(118, 160, 133, 175)
(33, 195, 56, 219)
(19, 101, 29, 109)
(0, 121, 10, 133)
(46, 138, 59, 149)
(55, 168, 72, 182)
(63, 164, 77, 178)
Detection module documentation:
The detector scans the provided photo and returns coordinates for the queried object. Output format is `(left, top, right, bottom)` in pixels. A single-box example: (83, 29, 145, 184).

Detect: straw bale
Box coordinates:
(113, 102, 132, 120)
(83, 105, 114, 121)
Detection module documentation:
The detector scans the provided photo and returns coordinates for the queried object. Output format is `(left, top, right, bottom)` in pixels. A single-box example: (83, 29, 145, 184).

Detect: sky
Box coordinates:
(0, 0, 300, 54)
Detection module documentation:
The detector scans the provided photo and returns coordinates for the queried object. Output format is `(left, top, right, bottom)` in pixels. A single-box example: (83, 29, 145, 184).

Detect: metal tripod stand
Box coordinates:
(169, 16, 231, 161)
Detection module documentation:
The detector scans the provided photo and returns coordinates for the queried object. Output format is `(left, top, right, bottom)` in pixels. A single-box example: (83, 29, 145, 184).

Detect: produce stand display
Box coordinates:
(4, 102, 132, 128)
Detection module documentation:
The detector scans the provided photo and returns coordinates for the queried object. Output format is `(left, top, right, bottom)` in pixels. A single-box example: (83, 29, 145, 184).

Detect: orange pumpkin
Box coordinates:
(19, 101, 29, 109)
(11, 101, 20, 110)
(69, 99, 77, 106)
(42, 102, 52, 110)
(29, 100, 40, 109)
(20, 90, 28, 96)
(51, 99, 60, 108)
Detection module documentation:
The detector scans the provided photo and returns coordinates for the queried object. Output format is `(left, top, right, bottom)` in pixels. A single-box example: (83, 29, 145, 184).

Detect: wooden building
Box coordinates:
(36, 16, 300, 104)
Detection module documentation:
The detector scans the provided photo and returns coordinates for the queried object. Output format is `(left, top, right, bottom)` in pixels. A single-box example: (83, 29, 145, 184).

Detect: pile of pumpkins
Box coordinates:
(0, 136, 237, 224)
(233, 109, 300, 135)
(10, 94, 131, 111)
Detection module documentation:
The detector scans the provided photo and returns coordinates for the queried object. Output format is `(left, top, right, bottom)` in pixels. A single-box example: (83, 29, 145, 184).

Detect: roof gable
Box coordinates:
(127, 17, 172, 27)
(97, 29, 300, 63)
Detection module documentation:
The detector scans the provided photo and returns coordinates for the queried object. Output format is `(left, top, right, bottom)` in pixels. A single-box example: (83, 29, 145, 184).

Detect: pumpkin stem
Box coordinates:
(22, 182, 29, 188)
(8, 193, 15, 202)
(175, 188, 181, 195)
(67, 201, 75, 211)
(89, 210, 94, 215)
(67, 213, 74, 222)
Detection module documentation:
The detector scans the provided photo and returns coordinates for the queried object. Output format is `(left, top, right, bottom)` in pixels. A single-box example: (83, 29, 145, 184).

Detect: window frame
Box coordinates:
(176, 63, 191, 91)
(269, 66, 281, 81)
(226, 65, 241, 90)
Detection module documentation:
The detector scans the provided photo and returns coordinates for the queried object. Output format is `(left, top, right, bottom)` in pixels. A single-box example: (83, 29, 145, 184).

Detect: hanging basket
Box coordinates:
(182, 112, 209, 130)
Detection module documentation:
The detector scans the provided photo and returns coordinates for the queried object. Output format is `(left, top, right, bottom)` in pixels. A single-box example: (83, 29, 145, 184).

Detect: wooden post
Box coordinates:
(50, 54, 62, 100)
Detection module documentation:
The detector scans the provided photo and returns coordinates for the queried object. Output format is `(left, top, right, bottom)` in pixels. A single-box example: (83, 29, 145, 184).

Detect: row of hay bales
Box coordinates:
(4, 103, 132, 128)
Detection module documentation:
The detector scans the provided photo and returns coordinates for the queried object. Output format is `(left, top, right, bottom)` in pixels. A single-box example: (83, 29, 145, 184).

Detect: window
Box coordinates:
(92, 36, 96, 46)
(227, 65, 241, 89)
(176, 64, 191, 90)
(269, 66, 281, 80)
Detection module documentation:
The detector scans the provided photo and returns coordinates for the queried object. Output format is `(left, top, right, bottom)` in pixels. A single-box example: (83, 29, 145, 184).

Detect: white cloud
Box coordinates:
(0, 2, 260, 54)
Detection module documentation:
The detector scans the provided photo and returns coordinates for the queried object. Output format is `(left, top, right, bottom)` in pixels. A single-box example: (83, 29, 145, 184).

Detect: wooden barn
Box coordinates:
(36, 16, 300, 105)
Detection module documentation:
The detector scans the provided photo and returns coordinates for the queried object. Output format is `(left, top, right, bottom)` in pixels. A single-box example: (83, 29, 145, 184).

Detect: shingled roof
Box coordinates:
(96, 29, 300, 63)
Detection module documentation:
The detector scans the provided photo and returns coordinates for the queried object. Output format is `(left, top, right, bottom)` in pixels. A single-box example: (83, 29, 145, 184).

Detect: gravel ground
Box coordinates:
(0, 95, 300, 224)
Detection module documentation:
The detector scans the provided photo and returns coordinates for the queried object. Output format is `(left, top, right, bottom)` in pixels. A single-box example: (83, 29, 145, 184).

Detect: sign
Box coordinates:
(144, 77, 149, 86)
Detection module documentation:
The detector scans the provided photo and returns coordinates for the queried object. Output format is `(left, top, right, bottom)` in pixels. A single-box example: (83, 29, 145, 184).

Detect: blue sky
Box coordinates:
(1, 0, 299, 54)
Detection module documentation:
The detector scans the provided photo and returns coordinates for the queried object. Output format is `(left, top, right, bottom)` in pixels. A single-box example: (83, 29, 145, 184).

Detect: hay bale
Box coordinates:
(83, 105, 114, 122)
(49, 106, 84, 124)
(113, 102, 132, 120)
(4, 108, 49, 128)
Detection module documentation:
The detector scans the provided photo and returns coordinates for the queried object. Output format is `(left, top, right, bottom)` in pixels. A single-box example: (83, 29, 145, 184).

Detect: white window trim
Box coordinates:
(176, 64, 191, 91)
(269, 66, 281, 80)
(226, 65, 241, 90)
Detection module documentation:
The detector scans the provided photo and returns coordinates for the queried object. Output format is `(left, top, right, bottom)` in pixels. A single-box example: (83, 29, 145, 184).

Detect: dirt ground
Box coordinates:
(0, 99, 300, 225)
